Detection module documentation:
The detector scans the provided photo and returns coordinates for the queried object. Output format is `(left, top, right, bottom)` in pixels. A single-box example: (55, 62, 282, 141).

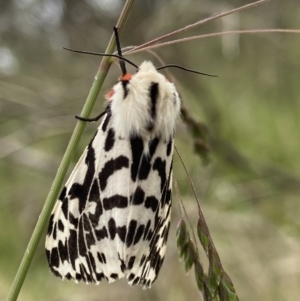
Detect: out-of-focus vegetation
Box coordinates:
(1, 0, 300, 300)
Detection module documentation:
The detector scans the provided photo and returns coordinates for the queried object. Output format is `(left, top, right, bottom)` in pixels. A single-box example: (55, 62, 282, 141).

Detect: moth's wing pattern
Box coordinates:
(124, 136, 174, 287)
(45, 113, 120, 283)
(45, 112, 174, 287)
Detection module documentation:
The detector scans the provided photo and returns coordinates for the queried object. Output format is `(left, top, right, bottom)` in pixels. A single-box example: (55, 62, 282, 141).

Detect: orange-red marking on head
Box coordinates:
(120, 73, 132, 81)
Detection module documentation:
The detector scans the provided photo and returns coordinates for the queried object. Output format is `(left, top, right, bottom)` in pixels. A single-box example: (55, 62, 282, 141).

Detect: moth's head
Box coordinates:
(107, 61, 181, 141)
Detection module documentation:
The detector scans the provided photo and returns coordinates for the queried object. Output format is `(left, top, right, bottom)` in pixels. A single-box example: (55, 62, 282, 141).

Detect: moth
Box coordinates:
(45, 27, 211, 288)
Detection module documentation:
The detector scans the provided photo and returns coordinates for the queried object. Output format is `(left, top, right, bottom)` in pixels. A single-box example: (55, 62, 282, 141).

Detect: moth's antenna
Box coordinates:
(62, 47, 139, 69)
(157, 64, 218, 77)
(113, 26, 127, 75)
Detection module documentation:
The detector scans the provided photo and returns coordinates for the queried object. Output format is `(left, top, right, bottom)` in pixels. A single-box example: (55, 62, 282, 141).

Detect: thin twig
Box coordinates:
(175, 145, 219, 256)
(126, 29, 300, 55)
(175, 145, 201, 210)
(125, 0, 271, 54)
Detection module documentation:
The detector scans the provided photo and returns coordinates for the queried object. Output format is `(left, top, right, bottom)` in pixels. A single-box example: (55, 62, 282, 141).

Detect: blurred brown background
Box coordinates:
(1, 0, 300, 300)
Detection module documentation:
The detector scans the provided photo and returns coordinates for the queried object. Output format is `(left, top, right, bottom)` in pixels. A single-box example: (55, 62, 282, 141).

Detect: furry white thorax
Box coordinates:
(109, 61, 181, 143)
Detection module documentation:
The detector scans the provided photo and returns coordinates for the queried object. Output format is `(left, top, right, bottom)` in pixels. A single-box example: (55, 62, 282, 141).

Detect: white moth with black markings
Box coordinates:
(45, 27, 213, 288)
(45, 32, 180, 289)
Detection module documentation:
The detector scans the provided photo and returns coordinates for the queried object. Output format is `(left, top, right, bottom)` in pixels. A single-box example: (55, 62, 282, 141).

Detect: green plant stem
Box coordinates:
(6, 1, 135, 300)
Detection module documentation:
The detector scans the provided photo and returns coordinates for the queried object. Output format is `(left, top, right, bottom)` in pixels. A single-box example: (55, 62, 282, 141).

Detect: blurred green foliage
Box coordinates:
(1, 0, 300, 300)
